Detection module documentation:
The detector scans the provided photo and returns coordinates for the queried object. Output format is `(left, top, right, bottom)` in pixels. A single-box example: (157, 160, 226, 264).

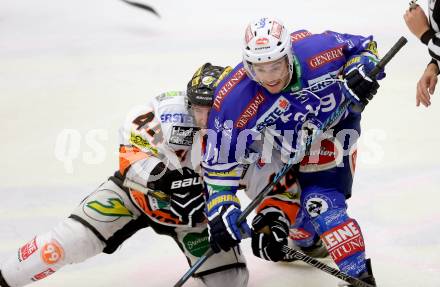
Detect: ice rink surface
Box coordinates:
(1, 0, 439, 286)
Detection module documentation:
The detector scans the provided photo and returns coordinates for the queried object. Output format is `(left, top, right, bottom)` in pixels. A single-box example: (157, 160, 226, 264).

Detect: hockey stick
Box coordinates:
(120, 0, 160, 17)
(280, 245, 373, 287)
(123, 178, 170, 201)
(174, 36, 407, 287)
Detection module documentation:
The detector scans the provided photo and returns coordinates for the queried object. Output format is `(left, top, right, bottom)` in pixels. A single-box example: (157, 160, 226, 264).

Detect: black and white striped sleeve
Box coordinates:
(421, 30, 440, 62)
(421, 0, 440, 61)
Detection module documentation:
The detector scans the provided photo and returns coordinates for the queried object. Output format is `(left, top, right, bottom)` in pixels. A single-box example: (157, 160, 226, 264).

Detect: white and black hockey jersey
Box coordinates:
(421, 0, 440, 65)
(116, 91, 203, 226)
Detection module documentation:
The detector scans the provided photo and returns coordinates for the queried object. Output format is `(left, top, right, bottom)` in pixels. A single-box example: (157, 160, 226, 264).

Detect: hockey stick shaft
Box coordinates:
(174, 36, 407, 287)
(123, 178, 170, 201)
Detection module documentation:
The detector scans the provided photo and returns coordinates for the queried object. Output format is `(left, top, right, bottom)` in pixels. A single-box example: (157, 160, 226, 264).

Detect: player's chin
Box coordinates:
(262, 81, 284, 94)
(265, 85, 283, 94)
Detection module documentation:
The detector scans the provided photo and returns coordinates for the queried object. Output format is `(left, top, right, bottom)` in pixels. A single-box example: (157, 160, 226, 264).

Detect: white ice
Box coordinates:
(0, 0, 439, 286)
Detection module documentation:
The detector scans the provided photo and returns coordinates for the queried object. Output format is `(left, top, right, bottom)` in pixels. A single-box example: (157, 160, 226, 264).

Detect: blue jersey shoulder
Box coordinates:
(211, 63, 259, 123)
(289, 30, 373, 85)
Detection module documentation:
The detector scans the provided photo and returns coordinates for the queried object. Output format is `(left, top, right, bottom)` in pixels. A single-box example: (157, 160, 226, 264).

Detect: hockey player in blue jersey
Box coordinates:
(203, 17, 385, 286)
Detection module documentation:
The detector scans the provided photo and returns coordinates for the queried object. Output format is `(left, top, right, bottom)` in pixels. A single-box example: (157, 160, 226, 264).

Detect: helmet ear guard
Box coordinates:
(186, 63, 232, 108)
(242, 17, 294, 85)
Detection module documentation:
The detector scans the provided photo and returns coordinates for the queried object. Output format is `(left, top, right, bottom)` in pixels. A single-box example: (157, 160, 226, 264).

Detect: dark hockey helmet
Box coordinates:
(186, 63, 232, 107)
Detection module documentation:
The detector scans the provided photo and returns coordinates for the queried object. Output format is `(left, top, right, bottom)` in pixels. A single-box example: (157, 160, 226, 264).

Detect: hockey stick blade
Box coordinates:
(174, 36, 407, 287)
(120, 0, 160, 17)
(281, 246, 374, 287)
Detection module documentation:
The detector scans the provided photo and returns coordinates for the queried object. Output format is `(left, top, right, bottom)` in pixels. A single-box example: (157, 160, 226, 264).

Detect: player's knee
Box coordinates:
(0, 219, 104, 286)
(29, 218, 105, 267)
(303, 191, 346, 218)
(50, 218, 105, 264)
(309, 207, 350, 233)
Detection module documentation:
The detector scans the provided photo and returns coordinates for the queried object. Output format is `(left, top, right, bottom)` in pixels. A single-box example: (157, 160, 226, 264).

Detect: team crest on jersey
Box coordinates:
(169, 126, 198, 146)
(84, 191, 133, 222)
(304, 193, 332, 218)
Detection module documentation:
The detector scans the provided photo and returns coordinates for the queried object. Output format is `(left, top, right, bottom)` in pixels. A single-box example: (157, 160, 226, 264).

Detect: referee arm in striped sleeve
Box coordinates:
(404, 1, 440, 106)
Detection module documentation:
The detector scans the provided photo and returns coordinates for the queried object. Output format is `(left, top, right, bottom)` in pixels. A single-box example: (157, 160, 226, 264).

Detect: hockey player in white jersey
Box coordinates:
(0, 63, 249, 287)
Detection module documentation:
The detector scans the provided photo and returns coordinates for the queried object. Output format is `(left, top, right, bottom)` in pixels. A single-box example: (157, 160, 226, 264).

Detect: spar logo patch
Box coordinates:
(183, 229, 209, 257)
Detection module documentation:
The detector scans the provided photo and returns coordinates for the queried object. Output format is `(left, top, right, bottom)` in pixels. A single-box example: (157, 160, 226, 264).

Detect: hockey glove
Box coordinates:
(342, 51, 385, 114)
(148, 166, 205, 226)
(206, 191, 251, 253)
(251, 208, 290, 262)
(342, 64, 380, 113)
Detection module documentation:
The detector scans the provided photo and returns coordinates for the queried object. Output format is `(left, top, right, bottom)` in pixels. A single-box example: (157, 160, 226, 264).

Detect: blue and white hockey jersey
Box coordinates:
(203, 30, 381, 199)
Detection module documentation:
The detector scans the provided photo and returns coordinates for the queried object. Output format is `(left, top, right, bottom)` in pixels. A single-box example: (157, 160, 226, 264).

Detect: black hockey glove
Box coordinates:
(251, 208, 290, 262)
(342, 64, 380, 113)
(148, 166, 205, 226)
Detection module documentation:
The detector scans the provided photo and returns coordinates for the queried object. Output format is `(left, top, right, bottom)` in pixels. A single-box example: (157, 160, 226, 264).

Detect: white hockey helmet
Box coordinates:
(242, 17, 294, 84)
